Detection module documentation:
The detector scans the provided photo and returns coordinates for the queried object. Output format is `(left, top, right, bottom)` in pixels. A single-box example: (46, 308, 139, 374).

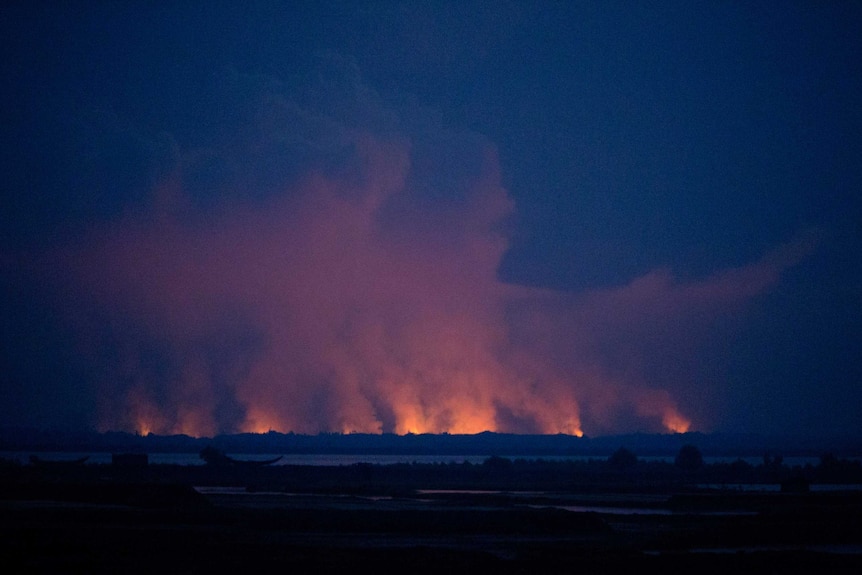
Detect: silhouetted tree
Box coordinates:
(762, 451, 783, 469)
(674, 444, 703, 471)
(608, 447, 638, 469)
(729, 457, 753, 477)
(482, 456, 513, 472)
(818, 452, 838, 471)
(816, 452, 862, 482)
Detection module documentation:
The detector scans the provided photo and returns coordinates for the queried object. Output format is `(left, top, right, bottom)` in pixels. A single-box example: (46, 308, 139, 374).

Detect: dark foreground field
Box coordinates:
(2, 460, 862, 574)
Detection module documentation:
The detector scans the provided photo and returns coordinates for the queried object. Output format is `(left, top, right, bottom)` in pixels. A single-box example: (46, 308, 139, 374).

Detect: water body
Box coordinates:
(0, 451, 492, 466)
(192, 487, 763, 516)
(2, 451, 856, 468)
(530, 504, 759, 516)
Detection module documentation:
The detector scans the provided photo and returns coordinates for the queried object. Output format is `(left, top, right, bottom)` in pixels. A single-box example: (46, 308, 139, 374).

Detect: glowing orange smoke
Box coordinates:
(662, 409, 691, 434)
(50, 133, 813, 439)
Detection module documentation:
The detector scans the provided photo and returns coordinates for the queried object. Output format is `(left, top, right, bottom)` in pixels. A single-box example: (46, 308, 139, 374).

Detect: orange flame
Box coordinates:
(116, 359, 683, 437)
(662, 409, 691, 434)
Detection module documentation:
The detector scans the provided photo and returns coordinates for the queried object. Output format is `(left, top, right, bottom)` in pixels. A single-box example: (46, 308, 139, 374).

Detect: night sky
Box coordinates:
(2, 1, 860, 438)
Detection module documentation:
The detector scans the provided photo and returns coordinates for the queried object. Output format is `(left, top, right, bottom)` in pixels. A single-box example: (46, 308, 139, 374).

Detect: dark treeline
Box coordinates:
(255, 450, 862, 493)
(3, 427, 862, 458)
(4, 444, 862, 495)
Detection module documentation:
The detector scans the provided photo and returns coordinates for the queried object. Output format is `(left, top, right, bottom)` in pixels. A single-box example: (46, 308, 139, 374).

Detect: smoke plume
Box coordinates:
(38, 67, 809, 436)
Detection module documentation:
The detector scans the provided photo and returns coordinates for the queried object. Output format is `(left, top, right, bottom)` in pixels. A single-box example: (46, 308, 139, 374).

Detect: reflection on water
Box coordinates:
(0, 451, 492, 466)
(533, 504, 758, 516)
(683, 545, 862, 555)
(191, 486, 762, 517)
(697, 483, 862, 492)
(0, 451, 205, 465)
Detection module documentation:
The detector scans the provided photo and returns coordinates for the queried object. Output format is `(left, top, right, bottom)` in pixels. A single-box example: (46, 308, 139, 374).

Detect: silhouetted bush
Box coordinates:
(674, 444, 703, 471)
(607, 447, 638, 469)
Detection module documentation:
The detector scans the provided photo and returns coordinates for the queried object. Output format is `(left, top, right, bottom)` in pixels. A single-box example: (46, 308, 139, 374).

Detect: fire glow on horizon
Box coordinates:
(44, 133, 814, 439)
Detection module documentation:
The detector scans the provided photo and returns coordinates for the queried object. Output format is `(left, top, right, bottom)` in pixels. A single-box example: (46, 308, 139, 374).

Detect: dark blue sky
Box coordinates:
(2, 1, 860, 437)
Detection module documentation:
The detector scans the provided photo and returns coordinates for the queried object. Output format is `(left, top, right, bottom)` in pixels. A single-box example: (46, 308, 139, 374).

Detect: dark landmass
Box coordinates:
(2, 447, 862, 573)
(3, 427, 862, 457)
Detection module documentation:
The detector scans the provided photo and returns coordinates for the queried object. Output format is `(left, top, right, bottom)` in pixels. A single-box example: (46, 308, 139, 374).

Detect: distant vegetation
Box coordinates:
(3, 443, 860, 493)
(2, 428, 862, 488)
(3, 427, 862, 460)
